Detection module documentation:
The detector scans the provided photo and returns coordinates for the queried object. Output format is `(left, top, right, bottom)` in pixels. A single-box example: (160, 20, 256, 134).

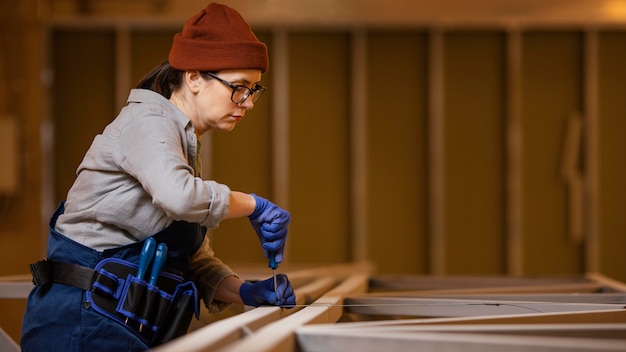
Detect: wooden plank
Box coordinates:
(324, 308, 626, 328)
(560, 111, 585, 244)
(153, 307, 285, 352)
(342, 296, 624, 318)
(587, 272, 626, 292)
(153, 275, 337, 352)
(48, 0, 626, 27)
(584, 29, 600, 273)
(506, 28, 524, 276)
(0, 275, 33, 299)
(384, 293, 626, 304)
(297, 324, 626, 352)
(0, 328, 19, 352)
(301, 322, 626, 337)
(217, 274, 369, 352)
(155, 272, 626, 351)
(155, 264, 369, 352)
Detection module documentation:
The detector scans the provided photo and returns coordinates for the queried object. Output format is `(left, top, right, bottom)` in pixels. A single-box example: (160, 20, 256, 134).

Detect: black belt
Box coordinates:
(29, 259, 113, 291)
(28, 258, 198, 346)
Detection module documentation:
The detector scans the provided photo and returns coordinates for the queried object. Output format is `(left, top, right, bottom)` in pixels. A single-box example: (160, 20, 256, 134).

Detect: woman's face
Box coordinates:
(190, 69, 263, 135)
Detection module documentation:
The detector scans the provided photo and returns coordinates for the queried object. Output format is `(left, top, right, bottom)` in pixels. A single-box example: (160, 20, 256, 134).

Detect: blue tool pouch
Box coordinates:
(86, 258, 199, 346)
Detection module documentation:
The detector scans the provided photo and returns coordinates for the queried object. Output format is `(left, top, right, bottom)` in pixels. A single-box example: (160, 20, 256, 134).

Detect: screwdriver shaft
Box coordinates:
(269, 251, 278, 296)
(272, 268, 277, 294)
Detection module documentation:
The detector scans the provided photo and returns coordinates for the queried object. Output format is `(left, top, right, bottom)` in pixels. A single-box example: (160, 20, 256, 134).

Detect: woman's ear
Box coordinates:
(185, 71, 203, 92)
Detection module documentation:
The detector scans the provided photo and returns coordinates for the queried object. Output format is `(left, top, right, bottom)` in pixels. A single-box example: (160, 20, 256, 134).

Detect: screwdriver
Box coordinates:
(149, 243, 168, 286)
(128, 238, 156, 327)
(268, 251, 277, 296)
(137, 238, 156, 282)
(141, 242, 166, 333)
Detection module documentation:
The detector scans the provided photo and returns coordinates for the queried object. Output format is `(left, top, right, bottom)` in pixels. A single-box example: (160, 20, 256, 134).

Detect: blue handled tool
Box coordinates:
(268, 251, 277, 295)
(149, 243, 168, 286)
(137, 238, 156, 281)
(129, 238, 156, 329)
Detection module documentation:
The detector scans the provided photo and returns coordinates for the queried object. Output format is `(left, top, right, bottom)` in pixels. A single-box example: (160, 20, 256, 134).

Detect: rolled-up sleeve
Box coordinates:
(116, 107, 230, 229)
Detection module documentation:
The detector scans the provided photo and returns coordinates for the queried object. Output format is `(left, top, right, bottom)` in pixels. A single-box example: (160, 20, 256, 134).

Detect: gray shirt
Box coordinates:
(57, 88, 231, 247)
(56, 89, 236, 311)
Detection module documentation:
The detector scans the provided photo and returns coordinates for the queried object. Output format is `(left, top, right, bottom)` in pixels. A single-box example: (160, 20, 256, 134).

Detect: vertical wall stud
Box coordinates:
(506, 28, 524, 276)
(584, 28, 599, 273)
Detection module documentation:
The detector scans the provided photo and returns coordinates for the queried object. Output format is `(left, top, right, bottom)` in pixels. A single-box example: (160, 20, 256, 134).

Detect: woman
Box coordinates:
(21, 3, 295, 351)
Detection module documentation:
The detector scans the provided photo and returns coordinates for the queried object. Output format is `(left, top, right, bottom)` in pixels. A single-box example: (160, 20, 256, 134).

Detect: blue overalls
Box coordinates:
(21, 202, 205, 352)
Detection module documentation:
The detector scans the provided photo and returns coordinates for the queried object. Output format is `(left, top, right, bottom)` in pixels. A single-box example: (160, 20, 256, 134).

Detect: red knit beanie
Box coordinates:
(169, 3, 268, 73)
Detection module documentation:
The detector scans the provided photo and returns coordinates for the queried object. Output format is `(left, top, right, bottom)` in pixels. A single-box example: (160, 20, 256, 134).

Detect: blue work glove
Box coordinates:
(248, 194, 291, 265)
(239, 274, 296, 307)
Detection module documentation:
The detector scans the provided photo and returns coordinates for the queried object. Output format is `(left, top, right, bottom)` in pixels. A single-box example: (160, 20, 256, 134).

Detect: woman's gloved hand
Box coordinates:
(248, 194, 291, 264)
(239, 274, 296, 307)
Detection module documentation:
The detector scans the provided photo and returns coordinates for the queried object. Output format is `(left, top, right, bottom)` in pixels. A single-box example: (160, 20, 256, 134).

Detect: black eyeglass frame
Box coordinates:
(201, 71, 266, 104)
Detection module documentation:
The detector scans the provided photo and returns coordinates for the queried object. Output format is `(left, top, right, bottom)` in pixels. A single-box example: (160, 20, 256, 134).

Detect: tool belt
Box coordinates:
(29, 258, 199, 346)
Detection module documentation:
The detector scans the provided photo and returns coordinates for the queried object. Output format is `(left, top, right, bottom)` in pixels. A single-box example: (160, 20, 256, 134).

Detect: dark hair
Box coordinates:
(136, 60, 184, 98)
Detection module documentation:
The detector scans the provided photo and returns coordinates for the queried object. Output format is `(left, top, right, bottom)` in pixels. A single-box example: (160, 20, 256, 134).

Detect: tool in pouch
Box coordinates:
(140, 242, 167, 332)
(150, 243, 168, 286)
(126, 239, 168, 332)
(85, 238, 199, 346)
(126, 238, 156, 328)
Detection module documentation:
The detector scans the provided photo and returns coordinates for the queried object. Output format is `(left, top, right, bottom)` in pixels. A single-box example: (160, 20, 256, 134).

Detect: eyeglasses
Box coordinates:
(202, 72, 266, 104)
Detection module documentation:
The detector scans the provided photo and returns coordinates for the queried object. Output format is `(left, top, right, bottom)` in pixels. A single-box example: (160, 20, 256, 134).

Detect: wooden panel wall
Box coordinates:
(47, 25, 626, 281)
(596, 31, 626, 282)
(0, 1, 45, 342)
(4, 0, 626, 344)
(52, 29, 116, 204)
(520, 32, 584, 275)
(443, 31, 507, 275)
(366, 32, 428, 274)
(287, 32, 352, 264)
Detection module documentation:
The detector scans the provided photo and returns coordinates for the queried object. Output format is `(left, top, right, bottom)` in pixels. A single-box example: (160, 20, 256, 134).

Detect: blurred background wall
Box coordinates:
(2, 0, 626, 343)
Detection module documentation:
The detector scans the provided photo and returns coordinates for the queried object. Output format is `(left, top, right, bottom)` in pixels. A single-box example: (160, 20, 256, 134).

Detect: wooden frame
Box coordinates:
(3, 266, 625, 351)
(151, 268, 626, 352)
(0, 327, 19, 352)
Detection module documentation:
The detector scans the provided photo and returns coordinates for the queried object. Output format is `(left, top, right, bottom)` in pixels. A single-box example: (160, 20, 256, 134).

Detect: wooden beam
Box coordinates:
(379, 293, 626, 304)
(0, 275, 32, 299)
(0, 328, 19, 352)
(506, 28, 524, 276)
(217, 274, 368, 352)
(324, 309, 626, 328)
(154, 264, 369, 352)
(297, 323, 626, 352)
(342, 296, 624, 318)
(153, 275, 338, 352)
